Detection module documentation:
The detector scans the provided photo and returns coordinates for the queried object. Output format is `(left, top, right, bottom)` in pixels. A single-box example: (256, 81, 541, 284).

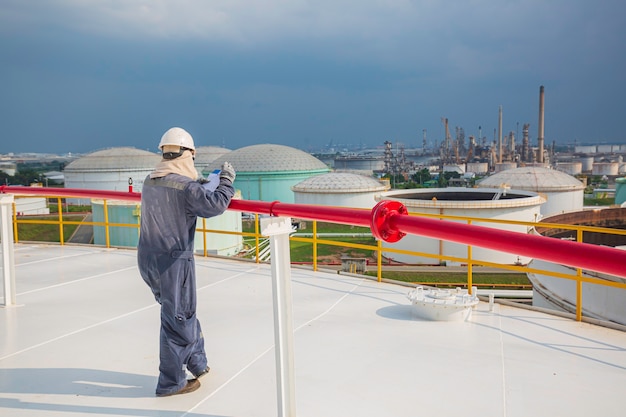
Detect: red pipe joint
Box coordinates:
(370, 200, 407, 242)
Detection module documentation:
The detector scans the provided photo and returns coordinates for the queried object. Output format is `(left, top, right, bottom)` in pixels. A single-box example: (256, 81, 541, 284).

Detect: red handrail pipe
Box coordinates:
(230, 199, 626, 279)
(3, 186, 626, 278)
(0, 185, 142, 202)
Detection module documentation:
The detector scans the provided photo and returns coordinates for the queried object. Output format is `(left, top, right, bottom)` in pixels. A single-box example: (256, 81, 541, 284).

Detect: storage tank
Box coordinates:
(92, 195, 244, 255)
(479, 166, 585, 217)
(598, 144, 622, 153)
(530, 208, 626, 325)
(466, 162, 489, 175)
(194, 146, 231, 173)
(205, 144, 330, 203)
(292, 172, 389, 209)
(616, 177, 626, 205)
(375, 188, 545, 265)
(0, 162, 17, 176)
(494, 162, 517, 172)
(64, 147, 160, 205)
(443, 164, 465, 174)
(592, 162, 619, 176)
(14, 196, 50, 215)
(574, 145, 597, 154)
(333, 155, 385, 172)
(580, 156, 594, 172)
(555, 162, 582, 176)
(92, 199, 141, 247)
(193, 192, 243, 257)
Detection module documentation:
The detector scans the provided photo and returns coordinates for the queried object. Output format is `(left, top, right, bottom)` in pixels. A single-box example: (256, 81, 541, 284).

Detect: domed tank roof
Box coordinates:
(479, 166, 585, 192)
(194, 146, 232, 167)
(292, 172, 389, 193)
(207, 144, 329, 173)
(64, 147, 160, 171)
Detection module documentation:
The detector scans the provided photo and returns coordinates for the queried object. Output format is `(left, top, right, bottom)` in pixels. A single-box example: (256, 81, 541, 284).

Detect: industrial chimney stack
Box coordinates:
(498, 105, 503, 163)
(537, 86, 545, 164)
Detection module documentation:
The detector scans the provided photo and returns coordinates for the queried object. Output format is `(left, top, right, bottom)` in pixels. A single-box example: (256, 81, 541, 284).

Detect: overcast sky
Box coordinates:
(1, 0, 624, 155)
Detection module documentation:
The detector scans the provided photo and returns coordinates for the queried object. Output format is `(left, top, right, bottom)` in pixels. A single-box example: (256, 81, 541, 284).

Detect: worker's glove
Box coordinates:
(220, 161, 236, 183)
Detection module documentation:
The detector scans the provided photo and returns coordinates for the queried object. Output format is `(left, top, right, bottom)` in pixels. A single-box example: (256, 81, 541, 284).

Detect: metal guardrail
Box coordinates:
(6, 186, 626, 417)
(3, 185, 626, 323)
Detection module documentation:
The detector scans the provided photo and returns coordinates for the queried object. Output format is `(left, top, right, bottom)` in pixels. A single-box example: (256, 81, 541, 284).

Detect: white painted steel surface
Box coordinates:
(292, 172, 389, 209)
(262, 217, 297, 417)
(0, 195, 16, 306)
(479, 166, 585, 217)
(0, 244, 625, 417)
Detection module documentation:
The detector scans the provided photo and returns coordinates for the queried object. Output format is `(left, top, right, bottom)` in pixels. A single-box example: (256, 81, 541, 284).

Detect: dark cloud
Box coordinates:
(1, 1, 625, 154)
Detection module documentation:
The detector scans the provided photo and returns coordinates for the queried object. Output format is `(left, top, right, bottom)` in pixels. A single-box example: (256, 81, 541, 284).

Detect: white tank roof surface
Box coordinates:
(292, 172, 388, 193)
(64, 147, 160, 171)
(194, 146, 231, 167)
(479, 166, 585, 192)
(208, 144, 328, 173)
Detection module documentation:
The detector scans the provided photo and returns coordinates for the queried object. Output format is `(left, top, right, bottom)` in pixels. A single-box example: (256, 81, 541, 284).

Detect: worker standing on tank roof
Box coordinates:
(137, 127, 236, 397)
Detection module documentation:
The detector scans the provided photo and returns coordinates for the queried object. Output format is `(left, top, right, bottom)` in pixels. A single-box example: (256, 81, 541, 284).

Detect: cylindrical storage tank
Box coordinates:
(292, 172, 389, 209)
(479, 167, 585, 217)
(494, 162, 517, 172)
(206, 144, 330, 203)
(0, 162, 17, 176)
(333, 156, 385, 172)
(555, 162, 582, 176)
(597, 145, 614, 153)
(15, 197, 50, 215)
(63, 147, 160, 205)
(375, 188, 545, 265)
(616, 178, 626, 205)
(466, 162, 489, 175)
(443, 164, 465, 174)
(92, 199, 141, 248)
(592, 162, 619, 176)
(194, 192, 243, 257)
(580, 156, 594, 172)
(194, 146, 231, 173)
(574, 145, 596, 154)
(91, 196, 244, 254)
(530, 208, 626, 325)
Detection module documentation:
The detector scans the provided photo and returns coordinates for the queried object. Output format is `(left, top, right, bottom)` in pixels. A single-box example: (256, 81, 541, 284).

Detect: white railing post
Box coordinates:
(261, 216, 296, 417)
(1, 194, 16, 306)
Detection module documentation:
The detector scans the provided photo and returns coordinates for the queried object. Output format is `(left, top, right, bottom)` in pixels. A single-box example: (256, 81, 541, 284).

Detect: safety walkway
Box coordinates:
(1, 243, 625, 417)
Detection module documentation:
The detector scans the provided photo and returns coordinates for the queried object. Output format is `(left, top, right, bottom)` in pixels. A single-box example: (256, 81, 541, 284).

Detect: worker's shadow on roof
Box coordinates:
(0, 367, 154, 398)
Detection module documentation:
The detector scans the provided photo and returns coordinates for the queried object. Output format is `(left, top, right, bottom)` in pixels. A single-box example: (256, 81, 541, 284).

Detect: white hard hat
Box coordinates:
(158, 127, 195, 151)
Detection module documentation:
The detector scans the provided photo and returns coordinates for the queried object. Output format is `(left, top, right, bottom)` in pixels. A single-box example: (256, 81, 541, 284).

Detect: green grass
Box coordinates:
(244, 220, 376, 262)
(365, 271, 530, 288)
(16, 215, 85, 242)
(47, 204, 92, 213)
(289, 238, 377, 262)
(583, 197, 614, 206)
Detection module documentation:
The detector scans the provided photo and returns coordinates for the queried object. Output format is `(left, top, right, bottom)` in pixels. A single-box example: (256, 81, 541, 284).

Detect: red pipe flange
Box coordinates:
(370, 200, 407, 242)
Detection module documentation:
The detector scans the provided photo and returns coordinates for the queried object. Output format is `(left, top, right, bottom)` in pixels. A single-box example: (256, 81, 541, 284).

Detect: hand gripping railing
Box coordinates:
(2, 185, 626, 279)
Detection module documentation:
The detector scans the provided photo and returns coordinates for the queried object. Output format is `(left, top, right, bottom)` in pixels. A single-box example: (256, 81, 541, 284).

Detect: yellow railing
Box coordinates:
(13, 197, 140, 247)
(10, 194, 626, 324)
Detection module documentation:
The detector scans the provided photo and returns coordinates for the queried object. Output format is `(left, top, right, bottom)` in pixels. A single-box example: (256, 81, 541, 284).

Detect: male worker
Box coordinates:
(137, 127, 236, 397)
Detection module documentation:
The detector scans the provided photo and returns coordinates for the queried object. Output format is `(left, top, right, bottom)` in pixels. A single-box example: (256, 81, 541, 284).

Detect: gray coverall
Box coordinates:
(137, 173, 235, 396)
